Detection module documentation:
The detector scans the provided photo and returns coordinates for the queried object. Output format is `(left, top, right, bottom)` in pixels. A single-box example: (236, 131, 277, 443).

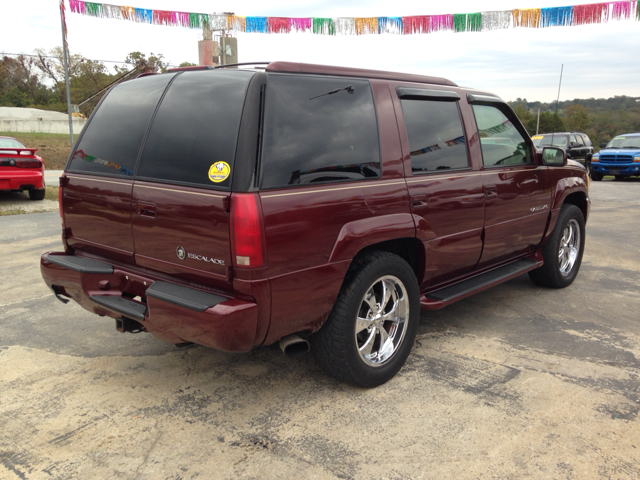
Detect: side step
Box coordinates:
(45, 255, 114, 274)
(89, 295, 147, 321)
(421, 258, 541, 310)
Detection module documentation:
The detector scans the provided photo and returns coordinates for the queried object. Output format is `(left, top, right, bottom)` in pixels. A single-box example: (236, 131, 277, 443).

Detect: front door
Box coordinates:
(470, 101, 552, 268)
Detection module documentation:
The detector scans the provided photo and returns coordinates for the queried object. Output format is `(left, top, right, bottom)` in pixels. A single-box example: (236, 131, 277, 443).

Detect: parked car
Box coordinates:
(40, 62, 590, 387)
(0, 136, 45, 200)
(590, 133, 640, 181)
(531, 132, 594, 175)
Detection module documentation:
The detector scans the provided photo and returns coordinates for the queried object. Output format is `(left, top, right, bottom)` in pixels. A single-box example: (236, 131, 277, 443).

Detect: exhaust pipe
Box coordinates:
(279, 334, 310, 357)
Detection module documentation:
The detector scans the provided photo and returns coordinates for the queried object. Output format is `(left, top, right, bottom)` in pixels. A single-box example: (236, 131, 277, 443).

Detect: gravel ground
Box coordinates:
(0, 191, 58, 214)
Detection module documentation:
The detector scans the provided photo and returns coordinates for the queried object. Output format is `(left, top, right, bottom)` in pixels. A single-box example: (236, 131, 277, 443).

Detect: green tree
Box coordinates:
(563, 104, 590, 132)
(527, 112, 565, 134)
(512, 104, 532, 127)
(115, 51, 169, 74)
(179, 61, 197, 67)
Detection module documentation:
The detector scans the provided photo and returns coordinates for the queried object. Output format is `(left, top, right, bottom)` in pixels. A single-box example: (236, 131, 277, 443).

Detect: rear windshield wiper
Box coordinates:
(310, 85, 355, 100)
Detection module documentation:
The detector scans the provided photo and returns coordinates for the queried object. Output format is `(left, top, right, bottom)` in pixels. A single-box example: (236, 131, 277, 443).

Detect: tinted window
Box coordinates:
(472, 105, 533, 166)
(137, 70, 255, 189)
(261, 74, 380, 188)
(68, 73, 176, 177)
(537, 134, 568, 147)
(400, 99, 468, 173)
(581, 134, 592, 146)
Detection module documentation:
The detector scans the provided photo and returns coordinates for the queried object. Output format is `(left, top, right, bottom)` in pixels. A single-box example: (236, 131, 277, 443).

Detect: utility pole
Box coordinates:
(59, 1, 74, 148)
(536, 108, 540, 135)
(221, 30, 227, 65)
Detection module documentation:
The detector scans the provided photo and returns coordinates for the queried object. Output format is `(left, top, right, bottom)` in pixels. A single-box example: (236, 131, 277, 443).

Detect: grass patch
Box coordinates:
(0, 131, 74, 170)
(45, 186, 59, 201)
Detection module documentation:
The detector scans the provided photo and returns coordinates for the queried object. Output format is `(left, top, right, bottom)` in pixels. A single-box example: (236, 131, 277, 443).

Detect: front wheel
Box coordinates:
(590, 171, 603, 181)
(529, 204, 585, 288)
(310, 251, 420, 388)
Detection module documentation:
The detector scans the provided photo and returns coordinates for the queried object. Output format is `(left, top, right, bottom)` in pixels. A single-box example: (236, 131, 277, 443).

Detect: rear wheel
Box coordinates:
(614, 175, 624, 181)
(590, 171, 603, 181)
(29, 189, 45, 201)
(529, 204, 585, 288)
(310, 251, 420, 388)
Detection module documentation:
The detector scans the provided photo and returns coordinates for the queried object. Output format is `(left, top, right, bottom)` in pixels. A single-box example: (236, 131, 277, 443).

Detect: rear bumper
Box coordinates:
(0, 170, 45, 190)
(40, 252, 258, 352)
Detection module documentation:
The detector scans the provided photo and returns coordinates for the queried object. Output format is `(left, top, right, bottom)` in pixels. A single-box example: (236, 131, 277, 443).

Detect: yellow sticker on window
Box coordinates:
(614, 136, 625, 139)
(208, 162, 231, 183)
(531, 135, 543, 140)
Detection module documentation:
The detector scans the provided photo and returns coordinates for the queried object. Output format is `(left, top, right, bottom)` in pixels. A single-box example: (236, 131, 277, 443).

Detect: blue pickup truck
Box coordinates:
(591, 133, 640, 181)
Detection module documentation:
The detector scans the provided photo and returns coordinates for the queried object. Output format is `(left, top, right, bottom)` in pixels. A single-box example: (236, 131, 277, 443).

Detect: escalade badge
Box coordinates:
(530, 205, 549, 212)
(176, 246, 186, 260)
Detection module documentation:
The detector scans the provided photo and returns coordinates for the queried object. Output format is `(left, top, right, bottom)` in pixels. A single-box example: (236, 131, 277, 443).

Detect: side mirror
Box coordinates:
(570, 142, 580, 148)
(541, 147, 566, 166)
(599, 142, 608, 149)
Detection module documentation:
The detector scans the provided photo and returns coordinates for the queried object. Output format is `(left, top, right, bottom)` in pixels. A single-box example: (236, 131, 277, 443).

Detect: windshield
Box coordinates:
(606, 136, 640, 149)
(531, 134, 568, 147)
(0, 137, 25, 149)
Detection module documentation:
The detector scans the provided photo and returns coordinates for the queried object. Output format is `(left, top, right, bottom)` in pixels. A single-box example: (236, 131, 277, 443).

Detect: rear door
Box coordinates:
(131, 69, 256, 289)
(63, 73, 176, 264)
(394, 86, 485, 286)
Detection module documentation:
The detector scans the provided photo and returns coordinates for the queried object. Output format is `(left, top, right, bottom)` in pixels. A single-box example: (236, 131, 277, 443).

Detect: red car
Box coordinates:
(0, 136, 46, 200)
(40, 62, 589, 387)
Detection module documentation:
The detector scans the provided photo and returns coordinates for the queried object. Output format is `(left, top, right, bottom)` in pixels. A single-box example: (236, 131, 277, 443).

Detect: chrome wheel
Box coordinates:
(355, 275, 409, 367)
(558, 219, 580, 276)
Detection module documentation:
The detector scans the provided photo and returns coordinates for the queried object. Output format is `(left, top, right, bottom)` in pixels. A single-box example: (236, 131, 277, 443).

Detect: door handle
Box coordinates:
(137, 202, 156, 219)
(411, 194, 428, 207)
(518, 175, 538, 187)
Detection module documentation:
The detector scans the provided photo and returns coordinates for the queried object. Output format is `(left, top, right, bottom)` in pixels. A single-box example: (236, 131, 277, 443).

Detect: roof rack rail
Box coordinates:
(214, 62, 270, 69)
(167, 65, 214, 73)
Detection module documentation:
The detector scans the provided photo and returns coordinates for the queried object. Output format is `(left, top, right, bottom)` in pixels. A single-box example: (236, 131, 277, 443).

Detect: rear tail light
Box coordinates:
(230, 193, 266, 268)
(15, 159, 42, 168)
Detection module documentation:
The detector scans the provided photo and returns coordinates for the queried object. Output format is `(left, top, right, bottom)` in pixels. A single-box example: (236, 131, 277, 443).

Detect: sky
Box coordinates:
(3, 0, 640, 102)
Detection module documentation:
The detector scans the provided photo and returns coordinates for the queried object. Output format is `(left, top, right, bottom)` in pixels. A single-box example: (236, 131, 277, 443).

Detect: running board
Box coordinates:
(420, 258, 541, 310)
(89, 295, 147, 321)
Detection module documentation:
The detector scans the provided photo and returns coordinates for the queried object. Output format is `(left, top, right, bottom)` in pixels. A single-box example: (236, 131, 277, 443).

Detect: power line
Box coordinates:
(0, 52, 180, 67)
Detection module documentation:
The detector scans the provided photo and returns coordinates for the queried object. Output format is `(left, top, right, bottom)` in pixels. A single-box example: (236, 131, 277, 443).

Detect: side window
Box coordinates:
(137, 70, 255, 189)
(400, 99, 469, 173)
(261, 74, 380, 188)
(570, 134, 581, 145)
(67, 73, 176, 177)
(471, 104, 533, 167)
(582, 134, 592, 146)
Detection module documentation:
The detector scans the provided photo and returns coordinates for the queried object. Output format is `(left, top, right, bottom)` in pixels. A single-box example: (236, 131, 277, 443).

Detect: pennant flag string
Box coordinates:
(66, 1, 639, 34)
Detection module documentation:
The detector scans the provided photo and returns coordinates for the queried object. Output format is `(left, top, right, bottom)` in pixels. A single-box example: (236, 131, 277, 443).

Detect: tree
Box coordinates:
(512, 104, 532, 128)
(563, 104, 590, 132)
(527, 112, 565, 134)
(0, 55, 51, 107)
(115, 51, 169, 74)
(179, 62, 197, 67)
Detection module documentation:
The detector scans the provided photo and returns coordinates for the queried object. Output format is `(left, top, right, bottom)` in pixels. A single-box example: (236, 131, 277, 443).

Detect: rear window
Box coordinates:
(261, 74, 380, 189)
(136, 69, 255, 189)
(67, 73, 177, 177)
(400, 99, 469, 173)
(0, 138, 25, 149)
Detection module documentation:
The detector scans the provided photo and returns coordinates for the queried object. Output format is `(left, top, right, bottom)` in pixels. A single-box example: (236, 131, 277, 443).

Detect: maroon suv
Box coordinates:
(40, 62, 589, 387)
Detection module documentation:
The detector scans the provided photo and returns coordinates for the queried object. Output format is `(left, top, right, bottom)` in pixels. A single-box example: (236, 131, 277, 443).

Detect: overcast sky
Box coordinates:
(4, 0, 640, 102)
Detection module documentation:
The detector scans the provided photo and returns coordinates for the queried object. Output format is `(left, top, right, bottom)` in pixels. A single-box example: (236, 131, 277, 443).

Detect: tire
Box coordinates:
(590, 172, 603, 181)
(29, 189, 45, 201)
(310, 251, 420, 388)
(584, 161, 591, 177)
(529, 204, 585, 288)
(614, 175, 624, 181)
